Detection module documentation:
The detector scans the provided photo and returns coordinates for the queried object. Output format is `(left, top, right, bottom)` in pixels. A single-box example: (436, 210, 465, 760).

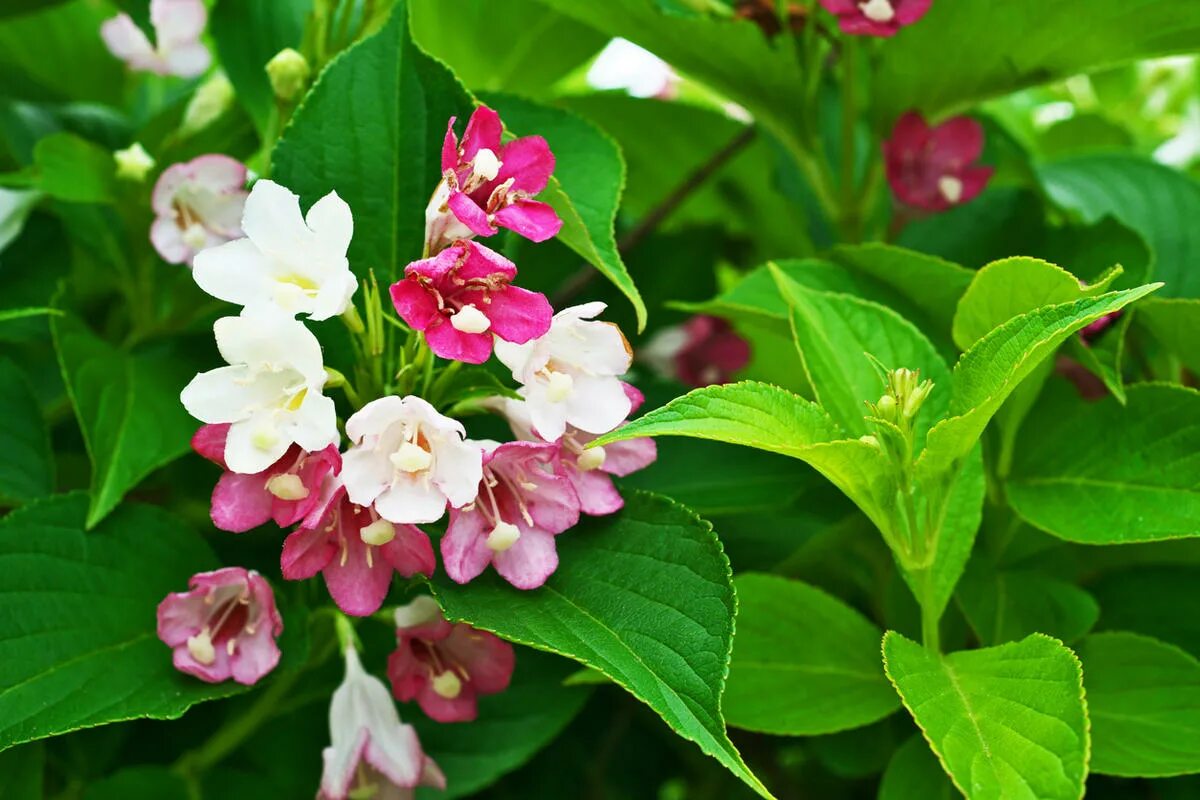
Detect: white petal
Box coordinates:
(287, 390, 339, 452)
(564, 375, 631, 435)
(150, 217, 191, 264)
(100, 14, 155, 64)
(346, 396, 408, 444)
(309, 269, 357, 321)
(193, 239, 274, 307)
(304, 190, 354, 260)
(525, 389, 568, 441)
(180, 365, 265, 423)
(404, 395, 464, 437)
(162, 41, 211, 78)
(341, 447, 393, 507)
(241, 180, 313, 259)
(493, 338, 536, 383)
(224, 414, 291, 473)
(151, 0, 207, 44)
(549, 317, 630, 377)
(373, 475, 449, 525)
(431, 439, 483, 508)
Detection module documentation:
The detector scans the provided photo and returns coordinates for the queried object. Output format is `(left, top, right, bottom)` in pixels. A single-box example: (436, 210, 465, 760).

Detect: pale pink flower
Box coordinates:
(884, 111, 994, 212)
(441, 440, 580, 590)
(156, 567, 283, 685)
(318, 645, 445, 800)
(101, 0, 211, 78)
(390, 240, 551, 364)
(820, 0, 932, 37)
(150, 154, 246, 265)
(386, 596, 515, 723)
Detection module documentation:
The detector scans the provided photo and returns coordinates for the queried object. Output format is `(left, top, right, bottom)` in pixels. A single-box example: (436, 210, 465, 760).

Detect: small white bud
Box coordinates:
(450, 303, 491, 334)
(545, 370, 574, 403)
(266, 473, 308, 501)
(360, 518, 396, 547)
(431, 670, 463, 699)
(577, 445, 606, 472)
(187, 631, 216, 665)
(938, 175, 964, 204)
(113, 142, 155, 182)
(486, 521, 521, 552)
(390, 441, 432, 473)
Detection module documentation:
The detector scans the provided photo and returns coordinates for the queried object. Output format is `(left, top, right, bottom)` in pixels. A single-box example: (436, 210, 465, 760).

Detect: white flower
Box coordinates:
(586, 38, 676, 99)
(150, 155, 247, 265)
(100, 0, 211, 79)
(193, 180, 357, 321)
(180, 306, 338, 473)
(341, 396, 483, 525)
(494, 302, 633, 440)
(0, 188, 41, 254)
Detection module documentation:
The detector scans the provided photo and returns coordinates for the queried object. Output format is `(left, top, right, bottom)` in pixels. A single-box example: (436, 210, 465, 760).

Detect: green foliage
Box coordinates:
(0, 357, 53, 503)
(31, 132, 116, 203)
(879, 736, 955, 800)
(955, 559, 1100, 646)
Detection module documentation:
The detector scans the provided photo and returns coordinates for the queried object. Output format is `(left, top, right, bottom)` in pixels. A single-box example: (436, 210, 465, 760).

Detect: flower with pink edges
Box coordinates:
(281, 481, 436, 617)
(441, 440, 580, 590)
(150, 154, 247, 265)
(883, 111, 994, 212)
(641, 315, 751, 387)
(386, 596, 515, 723)
(318, 644, 445, 800)
(492, 388, 657, 516)
(424, 106, 562, 255)
(819, 0, 932, 37)
(191, 423, 341, 533)
(156, 567, 283, 685)
(391, 239, 552, 364)
(101, 0, 211, 78)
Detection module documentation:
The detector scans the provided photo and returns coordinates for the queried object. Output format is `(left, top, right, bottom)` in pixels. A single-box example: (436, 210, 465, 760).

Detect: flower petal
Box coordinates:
(493, 200, 562, 242)
(484, 285, 553, 344)
(493, 527, 558, 589)
(210, 470, 273, 532)
(440, 509, 492, 585)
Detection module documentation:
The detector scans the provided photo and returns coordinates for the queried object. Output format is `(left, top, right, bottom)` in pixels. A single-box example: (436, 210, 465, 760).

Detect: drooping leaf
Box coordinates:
(879, 735, 955, 800)
(272, 0, 473, 282)
(32, 132, 115, 203)
(0, 494, 247, 752)
(882, 631, 1089, 800)
(432, 491, 773, 799)
(723, 574, 899, 736)
(0, 357, 53, 504)
(1077, 632, 1200, 777)
(1007, 384, 1200, 544)
(955, 559, 1099, 646)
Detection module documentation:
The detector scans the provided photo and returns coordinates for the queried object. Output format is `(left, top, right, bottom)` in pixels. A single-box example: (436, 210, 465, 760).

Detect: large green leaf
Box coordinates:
(0, 357, 52, 504)
(0, 494, 247, 751)
(52, 315, 197, 528)
(874, 1, 1200, 121)
(1077, 632, 1200, 777)
(723, 574, 898, 736)
(0, 0, 125, 105)
(1040, 155, 1200, 299)
(478, 93, 645, 330)
(272, 0, 473, 282)
(1090, 567, 1200, 658)
(1007, 384, 1200, 544)
(955, 560, 1099, 647)
(916, 284, 1160, 481)
(1136, 297, 1200, 375)
(882, 631, 1089, 800)
(431, 491, 772, 799)
(879, 735, 955, 800)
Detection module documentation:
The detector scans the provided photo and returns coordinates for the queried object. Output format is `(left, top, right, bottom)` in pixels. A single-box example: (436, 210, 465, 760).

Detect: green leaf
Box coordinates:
(0, 1, 125, 105)
(432, 491, 773, 799)
(478, 93, 645, 330)
(32, 132, 115, 203)
(723, 574, 899, 736)
(1040, 155, 1200, 299)
(210, 0, 308, 137)
(882, 631, 1089, 800)
(0, 742, 42, 800)
(879, 735, 955, 800)
(0, 494, 248, 752)
(272, 0, 473, 282)
(412, 649, 592, 799)
(1137, 297, 1200, 374)
(0, 357, 52, 504)
(1090, 567, 1200, 658)
(1077, 632, 1200, 777)
(52, 314, 198, 528)
(917, 284, 1160, 481)
(1007, 384, 1200, 544)
(874, 1, 1200, 121)
(955, 560, 1099, 646)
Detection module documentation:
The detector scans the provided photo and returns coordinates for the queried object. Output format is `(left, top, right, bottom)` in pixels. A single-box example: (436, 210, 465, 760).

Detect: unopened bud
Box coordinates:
(875, 394, 897, 418)
(181, 73, 234, 136)
(113, 142, 155, 182)
(902, 380, 933, 420)
(266, 48, 311, 102)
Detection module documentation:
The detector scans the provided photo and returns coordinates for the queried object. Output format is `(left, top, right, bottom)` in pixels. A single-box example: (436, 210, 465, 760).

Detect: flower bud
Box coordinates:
(266, 48, 311, 102)
(180, 73, 235, 136)
(114, 142, 155, 182)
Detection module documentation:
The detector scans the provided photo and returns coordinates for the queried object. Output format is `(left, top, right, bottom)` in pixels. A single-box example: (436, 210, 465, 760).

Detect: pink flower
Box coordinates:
(441, 440, 580, 590)
(424, 106, 562, 254)
(150, 154, 247, 265)
(192, 424, 340, 533)
(883, 112, 994, 212)
(281, 482, 436, 617)
(100, 0, 211, 78)
(1080, 311, 1122, 346)
(641, 315, 751, 387)
(156, 567, 283, 685)
(390, 240, 552, 364)
(319, 645, 445, 800)
(386, 596, 515, 723)
(819, 0, 932, 37)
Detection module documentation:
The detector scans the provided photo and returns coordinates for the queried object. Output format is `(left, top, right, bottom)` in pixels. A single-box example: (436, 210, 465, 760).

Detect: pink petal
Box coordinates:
(602, 437, 658, 477)
(444, 627, 514, 694)
(441, 509, 493, 585)
(281, 524, 335, 580)
(211, 471, 273, 532)
(819, 0, 859, 11)
(390, 278, 441, 331)
(156, 591, 203, 646)
(895, 0, 934, 24)
(569, 467, 624, 516)
(495, 136, 555, 195)
(493, 200, 562, 243)
(100, 14, 156, 66)
(485, 286, 553, 344)
(387, 643, 427, 703)
(887, 111, 931, 154)
(458, 240, 516, 283)
(323, 533, 394, 616)
(173, 641, 233, 683)
(441, 117, 459, 173)
(380, 525, 437, 577)
(930, 116, 986, 168)
(447, 191, 497, 237)
(228, 626, 282, 685)
(957, 164, 995, 205)
(191, 424, 230, 467)
(461, 106, 503, 163)
(151, 0, 207, 44)
(493, 527, 558, 590)
(837, 16, 898, 36)
(150, 217, 191, 264)
(424, 320, 493, 364)
(417, 682, 479, 722)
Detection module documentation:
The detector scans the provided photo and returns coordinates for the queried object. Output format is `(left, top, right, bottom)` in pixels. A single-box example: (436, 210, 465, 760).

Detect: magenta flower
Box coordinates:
(642, 315, 751, 387)
(386, 596, 515, 723)
(192, 424, 341, 533)
(281, 482, 436, 617)
(391, 240, 552, 364)
(150, 154, 247, 265)
(319, 645, 445, 800)
(424, 106, 562, 254)
(441, 440, 580, 590)
(819, 0, 932, 37)
(1080, 311, 1123, 346)
(156, 567, 283, 685)
(883, 111, 994, 212)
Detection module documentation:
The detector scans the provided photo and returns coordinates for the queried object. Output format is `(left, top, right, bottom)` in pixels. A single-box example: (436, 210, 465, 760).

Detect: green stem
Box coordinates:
(920, 575, 941, 653)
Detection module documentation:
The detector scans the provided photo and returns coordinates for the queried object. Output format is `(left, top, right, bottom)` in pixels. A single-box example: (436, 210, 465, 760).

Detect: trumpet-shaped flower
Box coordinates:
(441, 440, 580, 589)
(100, 0, 211, 78)
(494, 302, 633, 441)
(424, 106, 562, 254)
(281, 481, 435, 617)
(387, 596, 515, 722)
(318, 645, 445, 800)
(156, 567, 283, 685)
(819, 0, 932, 37)
(150, 155, 247, 265)
(180, 306, 339, 474)
(883, 111, 994, 212)
(192, 423, 340, 532)
(341, 396, 482, 525)
(193, 179, 357, 321)
(390, 240, 552, 364)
